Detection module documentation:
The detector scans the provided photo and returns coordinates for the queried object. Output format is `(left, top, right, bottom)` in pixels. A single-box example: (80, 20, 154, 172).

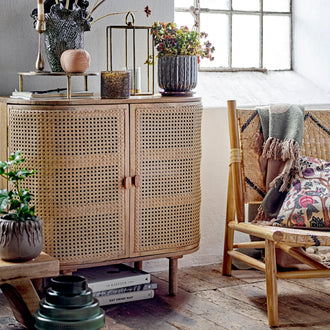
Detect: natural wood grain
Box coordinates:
(0, 263, 329, 329)
(277, 242, 328, 270)
(277, 269, 330, 279)
(0, 282, 35, 329)
(233, 241, 266, 249)
(134, 261, 143, 270)
(227, 100, 245, 222)
(222, 170, 235, 276)
(0, 95, 201, 106)
(0, 97, 202, 297)
(104, 263, 330, 329)
(169, 257, 180, 296)
(3, 279, 39, 315)
(222, 100, 330, 326)
(265, 240, 278, 327)
(228, 250, 265, 271)
(0, 252, 59, 328)
(129, 104, 137, 260)
(0, 252, 59, 283)
(220, 275, 330, 328)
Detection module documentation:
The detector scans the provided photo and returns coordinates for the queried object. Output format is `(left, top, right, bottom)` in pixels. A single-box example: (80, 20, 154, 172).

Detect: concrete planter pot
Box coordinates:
(0, 218, 43, 261)
(158, 55, 198, 94)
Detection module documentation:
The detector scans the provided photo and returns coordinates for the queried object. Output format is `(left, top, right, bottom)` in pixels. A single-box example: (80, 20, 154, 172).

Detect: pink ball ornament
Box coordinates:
(60, 49, 91, 73)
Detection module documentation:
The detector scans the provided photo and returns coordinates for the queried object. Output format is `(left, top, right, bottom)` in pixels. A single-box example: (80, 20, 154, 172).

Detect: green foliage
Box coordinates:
(0, 151, 36, 222)
(151, 22, 215, 61)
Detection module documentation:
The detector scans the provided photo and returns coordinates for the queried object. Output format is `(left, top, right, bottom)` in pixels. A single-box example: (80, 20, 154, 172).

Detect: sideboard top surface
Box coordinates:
(0, 95, 201, 106)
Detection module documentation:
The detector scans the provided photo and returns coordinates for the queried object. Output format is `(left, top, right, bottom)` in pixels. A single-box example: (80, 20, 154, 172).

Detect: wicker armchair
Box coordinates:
(222, 100, 330, 327)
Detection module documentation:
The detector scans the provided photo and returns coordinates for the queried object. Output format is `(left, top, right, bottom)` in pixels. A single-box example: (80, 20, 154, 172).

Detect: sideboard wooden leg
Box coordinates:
(61, 266, 78, 276)
(134, 261, 143, 270)
(168, 257, 180, 296)
(61, 270, 73, 275)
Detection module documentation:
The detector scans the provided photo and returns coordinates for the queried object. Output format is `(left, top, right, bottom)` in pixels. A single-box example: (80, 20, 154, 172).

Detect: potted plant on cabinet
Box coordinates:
(151, 21, 215, 95)
(0, 151, 43, 261)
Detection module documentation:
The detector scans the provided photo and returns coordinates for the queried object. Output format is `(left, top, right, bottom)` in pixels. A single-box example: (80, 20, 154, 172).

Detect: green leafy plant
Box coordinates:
(0, 151, 36, 222)
(151, 22, 215, 62)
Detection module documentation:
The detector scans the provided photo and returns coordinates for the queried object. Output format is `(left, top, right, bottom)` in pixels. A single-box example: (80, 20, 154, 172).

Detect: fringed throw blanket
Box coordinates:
(253, 104, 305, 223)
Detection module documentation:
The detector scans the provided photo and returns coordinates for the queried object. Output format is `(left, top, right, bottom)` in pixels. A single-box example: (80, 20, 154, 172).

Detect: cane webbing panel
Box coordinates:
(8, 105, 128, 265)
(133, 102, 202, 254)
(237, 109, 330, 203)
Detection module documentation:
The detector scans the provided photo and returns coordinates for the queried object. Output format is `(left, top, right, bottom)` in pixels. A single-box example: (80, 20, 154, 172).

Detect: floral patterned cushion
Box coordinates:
(273, 156, 330, 230)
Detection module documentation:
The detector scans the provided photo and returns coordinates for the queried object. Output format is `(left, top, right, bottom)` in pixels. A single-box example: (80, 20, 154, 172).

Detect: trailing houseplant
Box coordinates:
(151, 22, 215, 94)
(0, 150, 43, 261)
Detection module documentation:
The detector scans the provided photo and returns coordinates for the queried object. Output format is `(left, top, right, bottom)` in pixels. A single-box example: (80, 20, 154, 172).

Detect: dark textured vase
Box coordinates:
(0, 218, 43, 261)
(158, 55, 198, 93)
(43, 3, 91, 72)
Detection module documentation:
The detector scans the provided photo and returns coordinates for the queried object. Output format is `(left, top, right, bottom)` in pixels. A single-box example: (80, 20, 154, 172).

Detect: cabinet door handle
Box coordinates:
(123, 177, 132, 189)
(133, 175, 141, 188)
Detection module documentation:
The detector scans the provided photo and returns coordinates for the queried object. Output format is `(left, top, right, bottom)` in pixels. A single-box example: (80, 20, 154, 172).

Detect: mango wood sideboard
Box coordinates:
(0, 96, 202, 295)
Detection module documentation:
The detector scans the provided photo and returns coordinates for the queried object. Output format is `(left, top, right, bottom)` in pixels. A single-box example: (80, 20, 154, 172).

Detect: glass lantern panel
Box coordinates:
(200, 0, 230, 10)
(174, 11, 195, 29)
(200, 13, 229, 68)
(175, 0, 194, 8)
(232, 0, 260, 11)
(263, 15, 291, 70)
(232, 14, 260, 68)
(264, 0, 290, 12)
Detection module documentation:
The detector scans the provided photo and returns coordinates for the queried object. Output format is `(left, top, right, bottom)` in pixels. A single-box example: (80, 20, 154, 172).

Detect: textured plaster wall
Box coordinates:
(293, 0, 330, 91)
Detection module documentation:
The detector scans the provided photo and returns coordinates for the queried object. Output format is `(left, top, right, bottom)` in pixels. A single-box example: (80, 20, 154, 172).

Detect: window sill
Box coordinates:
(195, 71, 330, 108)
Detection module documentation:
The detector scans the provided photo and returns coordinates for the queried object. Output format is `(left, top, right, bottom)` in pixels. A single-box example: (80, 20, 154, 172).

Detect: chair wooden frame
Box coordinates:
(222, 100, 330, 327)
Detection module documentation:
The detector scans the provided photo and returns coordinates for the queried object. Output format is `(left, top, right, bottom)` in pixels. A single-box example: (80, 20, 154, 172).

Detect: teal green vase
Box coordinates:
(34, 275, 105, 330)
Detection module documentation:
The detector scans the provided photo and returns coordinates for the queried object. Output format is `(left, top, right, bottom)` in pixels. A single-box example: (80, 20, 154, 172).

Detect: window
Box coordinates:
(174, 0, 292, 71)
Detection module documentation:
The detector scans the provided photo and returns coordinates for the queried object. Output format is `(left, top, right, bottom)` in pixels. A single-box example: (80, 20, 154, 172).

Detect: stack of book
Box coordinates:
(74, 264, 157, 306)
(11, 90, 94, 99)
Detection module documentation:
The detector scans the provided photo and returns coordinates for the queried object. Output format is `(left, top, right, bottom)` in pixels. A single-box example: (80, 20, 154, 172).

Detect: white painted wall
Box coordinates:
(293, 0, 330, 91)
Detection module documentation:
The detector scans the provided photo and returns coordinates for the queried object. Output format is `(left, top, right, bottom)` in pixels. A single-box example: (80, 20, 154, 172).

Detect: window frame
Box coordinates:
(175, 0, 293, 72)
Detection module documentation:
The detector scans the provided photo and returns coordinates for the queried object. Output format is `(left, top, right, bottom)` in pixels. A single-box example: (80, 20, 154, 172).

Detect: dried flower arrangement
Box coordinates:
(151, 22, 215, 62)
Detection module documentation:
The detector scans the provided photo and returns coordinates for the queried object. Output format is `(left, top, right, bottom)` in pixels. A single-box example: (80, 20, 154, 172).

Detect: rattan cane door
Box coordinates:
(7, 104, 129, 266)
(130, 102, 202, 256)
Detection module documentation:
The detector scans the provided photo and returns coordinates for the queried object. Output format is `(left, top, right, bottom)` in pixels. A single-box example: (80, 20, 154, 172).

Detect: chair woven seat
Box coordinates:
(229, 221, 330, 245)
(222, 100, 330, 327)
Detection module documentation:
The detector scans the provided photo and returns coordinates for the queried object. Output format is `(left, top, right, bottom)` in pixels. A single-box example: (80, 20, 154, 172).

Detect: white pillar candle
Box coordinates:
(38, 0, 44, 20)
(130, 67, 141, 94)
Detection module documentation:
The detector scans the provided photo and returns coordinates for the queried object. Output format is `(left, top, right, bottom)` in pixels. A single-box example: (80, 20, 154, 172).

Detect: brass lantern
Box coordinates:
(106, 12, 155, 96)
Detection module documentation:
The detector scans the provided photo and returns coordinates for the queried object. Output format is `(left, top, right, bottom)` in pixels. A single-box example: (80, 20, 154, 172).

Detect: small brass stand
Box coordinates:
(35, 20, 46, 71)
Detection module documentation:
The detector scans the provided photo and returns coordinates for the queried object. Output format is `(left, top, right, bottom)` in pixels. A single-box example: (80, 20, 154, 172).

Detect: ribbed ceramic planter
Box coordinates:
(158, 55, 198, 93)
(0, 218, 43, 261)
(34, 275, 105, 330)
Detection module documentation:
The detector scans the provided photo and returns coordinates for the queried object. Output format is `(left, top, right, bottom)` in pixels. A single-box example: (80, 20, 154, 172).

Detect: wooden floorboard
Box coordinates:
(0, 263, 329, 329)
